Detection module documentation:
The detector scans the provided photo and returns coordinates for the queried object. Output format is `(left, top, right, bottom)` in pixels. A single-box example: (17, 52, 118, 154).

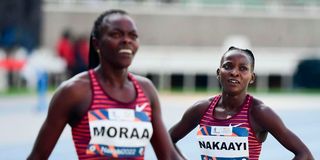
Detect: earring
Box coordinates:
(96, 49, 100, 53)
(249, 80, 254, 84)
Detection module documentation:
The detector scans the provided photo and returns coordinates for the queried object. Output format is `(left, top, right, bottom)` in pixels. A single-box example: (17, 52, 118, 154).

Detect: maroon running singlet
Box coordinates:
(197, 95, 262, 160)
(72, 70, 153, 160)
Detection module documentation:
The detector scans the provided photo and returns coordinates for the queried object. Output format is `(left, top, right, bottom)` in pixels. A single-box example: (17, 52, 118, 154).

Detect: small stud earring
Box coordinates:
(96, 49, 100, 53)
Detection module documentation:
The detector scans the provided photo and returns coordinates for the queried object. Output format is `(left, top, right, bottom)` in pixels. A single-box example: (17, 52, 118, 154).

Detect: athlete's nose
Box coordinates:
(230, 68, 239, 77)
(121, 34, 132, 44)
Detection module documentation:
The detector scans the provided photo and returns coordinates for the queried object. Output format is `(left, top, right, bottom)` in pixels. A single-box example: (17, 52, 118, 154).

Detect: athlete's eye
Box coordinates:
(240, 66, 248, 71)
(129, 32, 138, 40)
(222, 63, 232, 70)
(109, 31, 122, 38)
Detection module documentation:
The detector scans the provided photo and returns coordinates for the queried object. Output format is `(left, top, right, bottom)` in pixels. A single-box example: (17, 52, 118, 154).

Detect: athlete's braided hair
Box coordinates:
(221, 46, 255, 71)
(88, 9, 128, 69)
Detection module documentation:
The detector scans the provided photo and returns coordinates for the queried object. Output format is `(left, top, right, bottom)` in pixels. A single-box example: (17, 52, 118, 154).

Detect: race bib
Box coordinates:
(86, 108, 153, 158)
(197, 125, 249, 160)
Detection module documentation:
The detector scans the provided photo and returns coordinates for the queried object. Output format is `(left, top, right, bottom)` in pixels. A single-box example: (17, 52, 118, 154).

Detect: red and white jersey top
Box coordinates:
(72, 70, 153, 160)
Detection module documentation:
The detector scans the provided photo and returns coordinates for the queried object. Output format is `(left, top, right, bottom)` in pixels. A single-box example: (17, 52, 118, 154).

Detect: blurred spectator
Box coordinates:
(0, 46, 27, 90)
(72, 35, 89, 76)
(56, 29, 74, 78)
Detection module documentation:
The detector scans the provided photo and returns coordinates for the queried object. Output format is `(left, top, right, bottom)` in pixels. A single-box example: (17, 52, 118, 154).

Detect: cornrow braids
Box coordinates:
(88, 9, 128, 69)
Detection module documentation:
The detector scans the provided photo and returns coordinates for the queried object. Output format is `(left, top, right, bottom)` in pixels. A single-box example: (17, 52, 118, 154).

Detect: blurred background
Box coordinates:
(0, 0, 319, 159)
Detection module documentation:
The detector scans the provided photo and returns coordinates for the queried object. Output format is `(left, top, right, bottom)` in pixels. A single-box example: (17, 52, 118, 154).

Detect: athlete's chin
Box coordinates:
(117, 62, 133, 69)
(224, 89, 242, 96)
(119, 58, 133, 65)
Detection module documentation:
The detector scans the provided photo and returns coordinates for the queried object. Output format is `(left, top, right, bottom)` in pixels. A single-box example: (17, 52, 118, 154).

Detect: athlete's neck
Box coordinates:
(220, 93, 247, 111)
(95, 66, 129, 88)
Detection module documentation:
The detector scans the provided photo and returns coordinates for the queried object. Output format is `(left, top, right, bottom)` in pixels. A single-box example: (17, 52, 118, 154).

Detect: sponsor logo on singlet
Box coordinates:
(197, 125, 249, 160)
(86, 108, 153, 158)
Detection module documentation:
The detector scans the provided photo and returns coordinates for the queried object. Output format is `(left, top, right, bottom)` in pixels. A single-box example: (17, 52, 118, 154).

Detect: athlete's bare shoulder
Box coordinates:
(130, 73, 153, 87)
(188, 96, 214, 118)
(169, 96, 215, 141)
(130, 73, 156, 99)
(43, 71, 92, 126)
(51, 71, 92, 109)
(58, 71, 91, 94)
(249, 96, 276, 142)
(250, 96, 271, 114)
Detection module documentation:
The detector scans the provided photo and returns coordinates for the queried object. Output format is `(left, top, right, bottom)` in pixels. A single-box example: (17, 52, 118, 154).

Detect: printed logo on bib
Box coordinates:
(135, 102, 149, 112)
(197, 125, 249, 160)
(86, 108, 153, 158)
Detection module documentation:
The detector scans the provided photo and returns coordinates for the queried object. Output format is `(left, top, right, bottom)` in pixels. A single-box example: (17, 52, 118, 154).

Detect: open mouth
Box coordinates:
(118, 49, 133, 55)
(228, 79, 240, 84)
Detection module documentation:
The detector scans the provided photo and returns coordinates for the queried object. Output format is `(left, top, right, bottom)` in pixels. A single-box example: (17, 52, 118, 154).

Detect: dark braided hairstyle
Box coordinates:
(88, 9, 128, 69)
(221, 46, 255, 71)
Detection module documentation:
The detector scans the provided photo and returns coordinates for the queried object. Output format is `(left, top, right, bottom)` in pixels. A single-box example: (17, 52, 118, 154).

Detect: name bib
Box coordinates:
(86, 108, 153, 158)
(197, 125, 249, 160)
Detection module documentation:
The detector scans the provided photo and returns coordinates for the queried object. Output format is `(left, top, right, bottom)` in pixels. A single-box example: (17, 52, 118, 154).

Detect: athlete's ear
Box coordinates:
(216, 68, 220, 80)
(250, 73, 256, 85)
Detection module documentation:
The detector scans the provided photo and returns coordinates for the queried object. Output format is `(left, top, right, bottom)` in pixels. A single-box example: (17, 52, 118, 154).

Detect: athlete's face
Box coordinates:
(96, 14, 139, 69)
(217, 50, 255, 95)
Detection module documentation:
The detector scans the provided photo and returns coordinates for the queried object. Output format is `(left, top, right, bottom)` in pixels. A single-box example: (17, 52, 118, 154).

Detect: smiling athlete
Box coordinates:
(169, 46, 314, 160)
(27, 9, 183, 160)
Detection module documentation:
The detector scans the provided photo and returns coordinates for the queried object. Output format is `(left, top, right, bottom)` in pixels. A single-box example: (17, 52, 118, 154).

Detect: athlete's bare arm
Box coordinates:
(168, 98, 211, 159)
(136, 75, 184, 160)
(251, 99, 314, 160)
(27, 73, 91, 160)
(169, 99, 210, 143)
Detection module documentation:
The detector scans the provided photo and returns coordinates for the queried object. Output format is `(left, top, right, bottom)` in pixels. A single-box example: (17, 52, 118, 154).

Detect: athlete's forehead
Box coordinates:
(221, 50, 252, 65)
(101, 14, 137, 31)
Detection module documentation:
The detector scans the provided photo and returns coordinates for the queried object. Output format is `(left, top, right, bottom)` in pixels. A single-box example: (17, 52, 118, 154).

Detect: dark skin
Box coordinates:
(27, 14, 183, 160)
(169, 50, 314, 160)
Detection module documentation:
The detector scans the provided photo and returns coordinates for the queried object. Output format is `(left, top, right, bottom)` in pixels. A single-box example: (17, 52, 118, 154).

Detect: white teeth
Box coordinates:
(119, 49, 132, 54)
(229, 79, 239, 84)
